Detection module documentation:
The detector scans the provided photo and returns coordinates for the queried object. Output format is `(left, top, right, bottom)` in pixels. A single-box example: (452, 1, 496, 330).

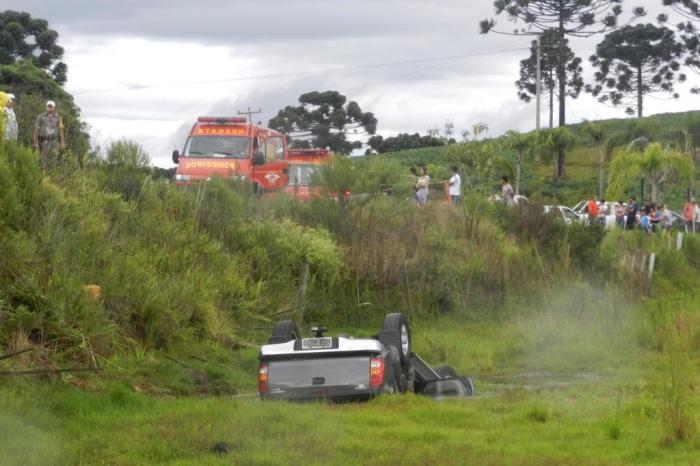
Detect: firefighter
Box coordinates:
(33, 100, 65, 170)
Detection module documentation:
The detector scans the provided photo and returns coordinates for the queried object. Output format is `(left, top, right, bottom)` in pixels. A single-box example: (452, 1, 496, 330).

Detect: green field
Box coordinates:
(3, 108, 700, 464)
(2, 286, 699, 465)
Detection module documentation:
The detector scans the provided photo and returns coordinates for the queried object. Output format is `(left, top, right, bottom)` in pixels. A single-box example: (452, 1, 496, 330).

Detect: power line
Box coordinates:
(73, 47, 529, 94)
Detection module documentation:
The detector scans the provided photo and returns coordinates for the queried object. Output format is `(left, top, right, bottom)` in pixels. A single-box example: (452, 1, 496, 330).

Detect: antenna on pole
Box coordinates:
(536, 34, 542, 132)
(237, 106, 262, 123)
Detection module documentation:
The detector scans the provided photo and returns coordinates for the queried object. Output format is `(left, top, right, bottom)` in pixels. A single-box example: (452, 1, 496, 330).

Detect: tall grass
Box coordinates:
(2, 139, 699, 379)
(659, 312, 697, 445)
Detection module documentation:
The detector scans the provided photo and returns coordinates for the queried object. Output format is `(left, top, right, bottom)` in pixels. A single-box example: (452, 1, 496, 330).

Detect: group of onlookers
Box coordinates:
(407, 166, 699, 234)
(587, 195, 691, 234)
(409, 166, 511, 208)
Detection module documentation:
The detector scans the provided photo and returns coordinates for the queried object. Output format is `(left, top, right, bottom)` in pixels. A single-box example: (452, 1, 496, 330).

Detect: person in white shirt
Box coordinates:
(4, 93, 18, 141)
(597, 198, 608, 225)
(448, 165, 461, 205)
(661, 204, 673, 231)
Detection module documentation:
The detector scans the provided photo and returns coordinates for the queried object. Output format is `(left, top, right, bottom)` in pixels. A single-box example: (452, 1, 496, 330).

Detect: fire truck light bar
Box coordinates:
(287, 149, 331, 157)
(197, 117, 247, 124)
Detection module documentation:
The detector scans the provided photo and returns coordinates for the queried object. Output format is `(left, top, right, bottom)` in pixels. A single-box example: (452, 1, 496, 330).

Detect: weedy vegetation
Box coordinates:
(2, 109, 700, 464)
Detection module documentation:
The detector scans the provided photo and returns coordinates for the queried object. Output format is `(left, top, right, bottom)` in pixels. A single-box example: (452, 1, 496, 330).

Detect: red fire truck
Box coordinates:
(172, 117, 289, 192)
(172, 116, 333, 196)
(283, 149, 332, 200)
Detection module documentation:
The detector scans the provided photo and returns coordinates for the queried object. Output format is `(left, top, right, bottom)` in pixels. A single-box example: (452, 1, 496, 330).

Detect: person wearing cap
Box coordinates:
(33, 100, 65, 170)
(4, 93, 18, 141)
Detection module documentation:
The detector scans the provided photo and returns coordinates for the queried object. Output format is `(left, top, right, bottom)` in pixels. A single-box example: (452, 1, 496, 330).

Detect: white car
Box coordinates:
(572, 200, 621, 229)
(489, 194, 529, 206)
(543, 205, 587, 225)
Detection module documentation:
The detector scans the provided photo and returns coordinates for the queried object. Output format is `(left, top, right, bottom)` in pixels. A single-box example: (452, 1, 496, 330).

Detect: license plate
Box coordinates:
(301, 337, 333, 350)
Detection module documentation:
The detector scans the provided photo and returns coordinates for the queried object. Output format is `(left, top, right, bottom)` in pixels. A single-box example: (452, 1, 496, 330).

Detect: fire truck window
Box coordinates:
(184, 136, 249, 159)
(265, 137, 284, 162)
(288, 165, 320, 186)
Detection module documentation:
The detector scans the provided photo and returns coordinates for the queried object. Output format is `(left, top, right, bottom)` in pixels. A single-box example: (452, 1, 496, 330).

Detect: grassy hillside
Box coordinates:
(362, 110, 700, 207)
(3, 107, 700, 464)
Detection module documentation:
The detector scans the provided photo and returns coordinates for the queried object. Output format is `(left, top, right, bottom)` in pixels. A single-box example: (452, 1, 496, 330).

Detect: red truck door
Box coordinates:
(252, 134, 288, 191)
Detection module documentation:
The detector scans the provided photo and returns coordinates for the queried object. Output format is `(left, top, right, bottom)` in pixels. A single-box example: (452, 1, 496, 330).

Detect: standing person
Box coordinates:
(648, 205, 658, 232)
(500, 176, 515, 206)
(625, 196, 638, 230)
(33, 100, 65, 171)
(598, 198, 608, 225)
(587, 196, 599, 223)
(448, 166, 461, 205)
(3, 93, 18, 141)
(661, 204, 673, 232)
(684, 198, 695, 233)
(415, 165, 430, 206)
(639, 207, 652, 234)
(615, 201, 626, 229)
(694, 200, 700, 232)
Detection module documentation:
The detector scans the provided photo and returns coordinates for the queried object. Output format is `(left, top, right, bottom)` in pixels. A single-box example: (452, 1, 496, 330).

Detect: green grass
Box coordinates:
(0, 367, 697, 465)
(2, 286, 699, 465)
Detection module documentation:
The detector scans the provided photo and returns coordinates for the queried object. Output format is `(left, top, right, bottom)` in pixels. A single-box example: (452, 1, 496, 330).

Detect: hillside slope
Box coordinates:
(363, 110, 700, 207)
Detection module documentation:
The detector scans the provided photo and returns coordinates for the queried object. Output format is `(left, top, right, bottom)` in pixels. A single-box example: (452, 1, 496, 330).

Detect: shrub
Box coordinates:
(565, 222, 606, 273)
(498, 202, 565, 253)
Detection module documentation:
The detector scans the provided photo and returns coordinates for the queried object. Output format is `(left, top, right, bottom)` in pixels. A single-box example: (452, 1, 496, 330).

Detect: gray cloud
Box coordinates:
(6, 0, 667, 46)
(10, 0, 482, 44)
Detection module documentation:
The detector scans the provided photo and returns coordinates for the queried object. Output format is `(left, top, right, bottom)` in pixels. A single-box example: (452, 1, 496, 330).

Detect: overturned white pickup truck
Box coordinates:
(258, 313, 474, 402)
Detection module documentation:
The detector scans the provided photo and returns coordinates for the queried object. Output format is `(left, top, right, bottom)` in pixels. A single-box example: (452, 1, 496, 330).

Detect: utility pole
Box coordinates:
(237, 106, 262, 123)
(536, 34, 542, 131)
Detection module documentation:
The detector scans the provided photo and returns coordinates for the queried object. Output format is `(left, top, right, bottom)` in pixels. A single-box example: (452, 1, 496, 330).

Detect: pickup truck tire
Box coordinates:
(380, 313, 411, 368)
(268, 320, 300, 344)
(435, 366, 458, 379)
(459, 376, 475, 396)
(388, 346, 408, 393)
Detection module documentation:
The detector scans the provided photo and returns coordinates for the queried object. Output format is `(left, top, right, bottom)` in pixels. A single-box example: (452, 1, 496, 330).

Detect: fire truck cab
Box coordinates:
(172, 117, 288, 192)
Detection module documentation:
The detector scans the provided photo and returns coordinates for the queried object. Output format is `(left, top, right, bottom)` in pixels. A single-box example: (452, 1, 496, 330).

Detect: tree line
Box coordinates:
(485, 0, 700, 177)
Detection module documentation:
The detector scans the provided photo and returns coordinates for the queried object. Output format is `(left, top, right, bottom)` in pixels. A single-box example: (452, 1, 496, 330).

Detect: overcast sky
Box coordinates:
(6, 0, 699, 166)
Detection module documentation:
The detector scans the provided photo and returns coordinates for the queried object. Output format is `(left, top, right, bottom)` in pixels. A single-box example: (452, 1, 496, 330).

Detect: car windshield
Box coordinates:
(184, 136, 250, 159)
(287, 164, 322, 186)
(268, 356, 369, 388)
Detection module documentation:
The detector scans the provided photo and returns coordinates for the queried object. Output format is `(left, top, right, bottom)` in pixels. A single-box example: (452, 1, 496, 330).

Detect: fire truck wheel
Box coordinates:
(268, 320, 301, 344)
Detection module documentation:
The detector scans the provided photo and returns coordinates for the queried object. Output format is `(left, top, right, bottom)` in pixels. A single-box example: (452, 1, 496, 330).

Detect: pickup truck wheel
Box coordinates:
(381, 313, 411, 367)
(267, 320, 300, 344)
(435, 366, 458, 379)
(459, 376, 475, 396)
(388, 346, 407, 393)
